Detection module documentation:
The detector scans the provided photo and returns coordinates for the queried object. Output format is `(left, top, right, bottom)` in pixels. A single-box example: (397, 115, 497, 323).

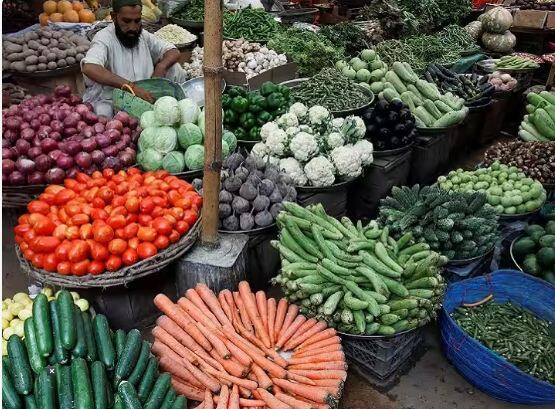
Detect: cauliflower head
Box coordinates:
(289, 131, 319, 163)
(298, 124, 314, 134)
(289, 102, 308, 120)
(325, 132, 345, 150)
(266, 128, 289, 157)
(331, 117, 345, 131)
(285, 126, 300, 138)
(308, 105, 331, 125)
(304, 156, 335, 187)
(277, 112, 299, 129)
(330, 145, 362, 178)
(354, 139, 374, 166)
(341, 115, 366, 143)
(260, 122, 279, 142)
(251, 142, 269, 159)
(263, 155, 281, 167)
(279, 157, 308, 186)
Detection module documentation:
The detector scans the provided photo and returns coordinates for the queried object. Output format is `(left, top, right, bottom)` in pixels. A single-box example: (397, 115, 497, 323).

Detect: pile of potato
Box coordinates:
(2, 26, 90, 73)
(2, 287, 89, 355)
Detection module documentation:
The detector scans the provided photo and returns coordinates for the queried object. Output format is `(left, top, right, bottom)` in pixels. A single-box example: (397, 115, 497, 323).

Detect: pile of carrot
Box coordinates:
(152, 281, 347, 409)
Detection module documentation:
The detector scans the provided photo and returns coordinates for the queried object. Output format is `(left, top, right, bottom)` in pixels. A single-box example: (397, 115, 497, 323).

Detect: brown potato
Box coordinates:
(25, 65, 37, 73)
(6, 52, 24, 62)
(46, 53, 57, 62)
(37, 63, 47, 71)
(66, 56, 76, 65)
(10, 61, 26, 71)
(24, 55, 38, 65)
(40, 38, 50, 46)
(3, 42, 22, 54)
(47, 61, 57, 70)
(56, 59, 67, 68)
(75, 53, 85, 62)
(38, 55, 47, 64)
(27, 40, 40, 50)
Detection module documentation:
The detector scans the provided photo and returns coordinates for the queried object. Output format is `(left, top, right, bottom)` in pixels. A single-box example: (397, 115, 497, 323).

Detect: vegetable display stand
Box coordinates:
(409, 130, 451, 185)
(340, 328, 426, 391)
(11, 64, 85, 96)
(221, 224, 280, 291)
(297, 178, 357, 219)
(347, 150, 412, 222)
(453, 101, 493, 154)
(477, 91, 515, 145)
(440, 270, 555, 404)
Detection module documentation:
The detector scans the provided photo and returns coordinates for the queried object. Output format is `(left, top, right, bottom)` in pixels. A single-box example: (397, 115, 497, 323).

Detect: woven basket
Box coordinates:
(3, 184, 47, 208)
(17, 219, 200, 289)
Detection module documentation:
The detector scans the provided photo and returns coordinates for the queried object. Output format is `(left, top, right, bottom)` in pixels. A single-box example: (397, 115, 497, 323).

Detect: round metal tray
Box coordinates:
(447, 247, 494, 267)
(509, 233, 525, 272)
(219, 222, 277, 235)
(280, 78, 374, 117)
(373, 142, 414, 158)
(498, 206, 542, 221)
(8, 63, 81, 78)
(296, 177, 357, 192)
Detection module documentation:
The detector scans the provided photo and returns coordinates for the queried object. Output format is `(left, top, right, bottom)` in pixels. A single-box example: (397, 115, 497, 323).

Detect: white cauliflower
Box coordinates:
(308, 105, 331, 126)
(341, 115, 366, 142)
(304, 156, 335, 187)
(330, 145, 362, 178)
(266, 129, 289, 157)
(277, 112, 299, 129)
(289, 102, 308, 120)
(325, 132, 345, 150)
(279, 157, 308, 186)
(251, 142, 269, 158)
(263, 155, 281, 166)
(354, 139, 374, 166)
(260, 121, 279, 142)
(352, 116, 366, 139)
(331, 117, 345, 131)
(285, 126, 300, 138)
(298, 125, 314, 134)
(289, 132, 319, 162)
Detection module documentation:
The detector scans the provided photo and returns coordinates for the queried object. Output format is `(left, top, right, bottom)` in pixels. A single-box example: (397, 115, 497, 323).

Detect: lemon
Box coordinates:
(12, 321, 24, 338)
(2, 309, 13, 322)
(3, 327, 14, 340)
(41, 287, 54, 297)
(18, 308, 32, 321)
(70, 292, 80, 301)
(75, 298, 89, 312)
(8, 302, 23, 316)
(2, 318, 9, 330)
(12, 293, 30, 304)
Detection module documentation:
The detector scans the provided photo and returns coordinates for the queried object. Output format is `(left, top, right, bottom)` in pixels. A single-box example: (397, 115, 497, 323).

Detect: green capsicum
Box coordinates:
(257, 111, 273, 126)
(260, 81, 278, 97)
(234, 127, 247, 141)
(227, 86, 247, 98)
(239, 112, 256, 130)
(248, 126, 261, 141)
(222, 94, 232, 108)
(224, 109, 237, 125)
(266, 92, 285, 110)
(231, 96, 249, 113)
(247, 93, 265, 113)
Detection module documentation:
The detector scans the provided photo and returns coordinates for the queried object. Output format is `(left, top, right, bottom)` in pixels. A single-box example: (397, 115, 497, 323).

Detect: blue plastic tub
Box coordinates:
(439, 269, 555, 404)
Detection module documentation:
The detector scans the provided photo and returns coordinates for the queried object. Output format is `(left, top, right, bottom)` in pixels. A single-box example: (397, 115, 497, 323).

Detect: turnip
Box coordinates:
(239, 182, 258, 201)
(232, 196, 250, 214)
(255, 210, 273, 227)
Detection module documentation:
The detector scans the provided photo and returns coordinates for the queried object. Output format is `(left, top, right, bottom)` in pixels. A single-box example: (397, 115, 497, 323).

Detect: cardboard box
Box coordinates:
(222, 61, 299, 90)
(512, 10, 548, 29)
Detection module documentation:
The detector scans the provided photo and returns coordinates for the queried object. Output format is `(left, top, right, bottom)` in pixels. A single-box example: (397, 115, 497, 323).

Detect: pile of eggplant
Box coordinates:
(425, 64, 495, 108)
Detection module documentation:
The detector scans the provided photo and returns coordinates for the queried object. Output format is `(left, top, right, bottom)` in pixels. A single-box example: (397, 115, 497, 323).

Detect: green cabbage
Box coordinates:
(222, 140, 230, 159)
(137, 148, 163, 171)
(138, 127, 158, 152)
(162, 151, 186, 173)
(154, 96, 180, 126)
(152, 126, 178, 154)
(139, 110, 159, 129)
(177, 123, 203, 149)
(197, 110, 205, 136)
(178, 98, 200, 124)
(222, 130, 237, 153)
(184, 144, 205, 171)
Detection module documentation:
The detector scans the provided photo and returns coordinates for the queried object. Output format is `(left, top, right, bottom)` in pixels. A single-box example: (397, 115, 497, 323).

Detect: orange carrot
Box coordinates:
(186, 288, 220, 325)
(159, 356, 204, 389)
(251, 364, 273, 390)
(293, 344, 342, 359)
(238, 282, 271, 348)
(273, 299, 288, 345)
(289, 361, 347, 371)
(181, 357, 222, 393)
(218, 291, 234, 323)
(171, 378, 204, 401)
(288, 369, 347, 381)
(277, 304, 299, 344)
(287, 351, 345, 366)
(196, 283, 233, 327)
(154, 294, 192, 328)
(283, 320, 324, 351)
(233, 292, 254, 333)
(255, 291, 269, 340)
(274, 392, 315, 409)
(193, 402, 204, 409)
(196, 322, 231, 359)
(215, 385, 229, 409)
(295, 328, 341, 351)
(267, 298, 277, 348)
(239, 386, 253, 399)
(213, 397, 264, 407)
(238, 327, 288, 368)
(310, 378, 344, 388)
(178, 297, 221, 331)
(152, 326, 198, 363)
(276, 315, 306, 349)
(208, 347, 248, 378)
(183, 321, 215, 352)
(228, 384, 240, 409)
(201, 364, 259, 391)
(255, 389, 291, 409)
(204, 389, 215, 409)
(285, 371, 316, 386)
(271, 379, 331, 404)
(294, 396, 331, 409)
(221, 337, 253, 367)
(151, 334, 196, 365)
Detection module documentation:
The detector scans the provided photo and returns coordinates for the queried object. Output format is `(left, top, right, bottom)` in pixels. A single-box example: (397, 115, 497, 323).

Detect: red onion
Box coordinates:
(48, 150, 63, 161)
(75, 104, 89, 116)
(20, 121, 30, 130)
(122, 127, 131, 135)
(76, 120, 87, 132)
(84, 111, 98, 125)
(106, 119, 123, 131)
(27, 171, 45, 185)
(63, 127, 77, 137)
(23, 111, 36, 123)
(4, 117, 21, 130)
(96, 133, 111, 148)
(27, 147, 42, 159)
(3, 159, 15, 174)
(102, 145, 119, 157)
(54, 85, 71, 98)
(98, 116, 108, 125)
(65, 167, 78, 179)
(45, 167, 66, 184)
(106, 129, 121, 143)
(50, 131, 62, 141)
(113, 111, 129, 126)
(21, 128, 35, 141)
(129, 117, 138, 129)
(93, 123, 105, 134)
(56, 154, 74, 170)
(16, 158, 36, 174)
(38, 113, 51, 125)
(81, 138, 97, 152)
(40, 138, 58, 153)
(15, 139, 31, 155)
(75, 152, 93, 169)
(50, 120, 63, 133)
(3, 148, 14, 160)
(63, 141, 81, 156)
(64, 112, 81, 128)
(30, 119, 41, 130)
(91, 150, 105, 165)
(9, 171, 25, 186)
(2, 139, 9, 148)
(4, 130, 18, 144)
(102, 156, 122, 172)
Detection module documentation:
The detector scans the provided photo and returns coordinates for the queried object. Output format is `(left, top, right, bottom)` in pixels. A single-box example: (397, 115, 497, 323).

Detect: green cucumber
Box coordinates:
(23, 318, 45, 375)
(91, 361, 109, 409)
(380, 276, 409, 298)
(364, 322, 380, 335)
(160, 388, 176, 409)
(138, 358, 158, 403)
(377, 325, 396, 336)
(343, 291, 369, 310)
(171, 396, 187, 409)
(32, 294, 53, 358)
(113, 395, 124, 409)
(50, 300, 69, 364)
(72, 306, 87, 358)
(408, 289, 435, 298)
(93, 314, 116, 370)
(81, 312, 97, 363)
(36, 367, 55, 409)
(115, 329, 142, 384)
(2, 363, 22, 409)
(72, 357, 94, 409)
(128, 341, 151, 387)
(353, 310, 366, 334)
(118, 381, 142, 409)
(23, 395, 37, 409)
(322, 291, 343, 316)
(114, 329, 126, 363)
(57, 290, 76, 351)
(360, 251, 401, 278)
(144, 372, 171, 409)
(7, 335, 33, 395)
(380, 313, 401, 326)
(388, 299, 418, 310)
(55, 363, 73, 409)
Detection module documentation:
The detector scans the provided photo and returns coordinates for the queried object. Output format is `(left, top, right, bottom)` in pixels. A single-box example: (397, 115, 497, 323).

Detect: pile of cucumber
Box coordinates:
(425, 64, 495, 108)
(519, 91, 555, 142)
(375, 60, 469, 128)
(2, 290, 185, 409)
(494, 55, 540, 71)
(272, 202, 447, 336)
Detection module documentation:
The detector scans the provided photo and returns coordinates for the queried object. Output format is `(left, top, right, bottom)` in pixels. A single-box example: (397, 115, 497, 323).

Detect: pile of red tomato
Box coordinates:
(15, 168, 202, 276)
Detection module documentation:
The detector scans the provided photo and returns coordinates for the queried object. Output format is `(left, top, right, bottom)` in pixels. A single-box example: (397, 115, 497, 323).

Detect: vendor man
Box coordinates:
(81, 0, 187, 117)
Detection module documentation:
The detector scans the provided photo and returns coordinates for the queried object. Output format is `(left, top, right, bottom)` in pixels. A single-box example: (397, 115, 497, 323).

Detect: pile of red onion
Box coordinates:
(2, 85, 140, 186)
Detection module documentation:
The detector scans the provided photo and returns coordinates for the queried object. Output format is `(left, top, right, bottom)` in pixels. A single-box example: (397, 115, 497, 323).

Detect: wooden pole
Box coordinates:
(201, 0, 223, 245)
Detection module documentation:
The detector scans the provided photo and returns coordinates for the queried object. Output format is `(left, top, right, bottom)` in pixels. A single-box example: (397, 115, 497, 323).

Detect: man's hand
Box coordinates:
(152, 64, 169, 79)
(131, 85, 154, 103)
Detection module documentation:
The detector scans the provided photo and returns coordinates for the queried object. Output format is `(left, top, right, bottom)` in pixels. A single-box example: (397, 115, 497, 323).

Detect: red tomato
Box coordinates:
(168, 230, 180, 243)
(154, 235, 169, 250)
(57, 261, 72, 275)
(138, 214, 152, 226)
(125, 196, 140, 213)
(79, 224, 93, 240)
(121, 248, 138, 266)
(170, 207, 184, 220)
(137, 242, 157, 260)
(65, 226, 80, 240)
(152, 196, 168, 208)
(137, 226, 157, 242)
(175, 220, 190, 234)
(27, 200, 50, 215)
(53, 224, 68, 240)
(183, 210, 198, 226)
(88, 261, 105, 275)
(71, 260, 90, 276)
(128, 237, 140, 250)
(30, 214, 56, 235)
(115, 228, 126, 239)
(91, 198, 105, 210)
(31, 236, 61, 253)
(43, 253, 58, 272)
(24, 229, 37, 243)
(106, 255, 122, 271)
(93, 224, 114, 243)
(152, 217, 172, 236)
(107, 215, 126, 229)
(70, 213, 89, 226)
(90, 242, 109, 261)
(55, 241, 71, 261)
(31, 253, 44, 268)
(123, 223, 139, 240)
(90, 208, 109, 221)
(140, 197, 155, 214)
(108, 238, 127, 255)
(65, 204, 82, 217)
(18, 241, 28, 250)
(54, 189, 77, 205)
(125, 213, 138, 224)
(14, 224, 32, 236)
(97, 187, 114, 203)
(23, 248, 35, 260)
(68, 240, 89, 263)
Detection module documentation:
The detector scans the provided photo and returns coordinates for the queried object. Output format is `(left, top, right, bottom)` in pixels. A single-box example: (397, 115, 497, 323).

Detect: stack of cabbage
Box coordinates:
(250, 103, 374, 187)
(192, 152, 297, 231)
(438, 162, 547, 216)
(137, 96, 237, 173)
(335, 49, 388, 94)
(519, 91, 555, 142)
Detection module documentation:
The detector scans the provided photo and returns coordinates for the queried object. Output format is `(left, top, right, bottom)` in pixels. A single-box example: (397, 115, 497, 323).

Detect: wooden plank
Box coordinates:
(512, 10, 548, 29)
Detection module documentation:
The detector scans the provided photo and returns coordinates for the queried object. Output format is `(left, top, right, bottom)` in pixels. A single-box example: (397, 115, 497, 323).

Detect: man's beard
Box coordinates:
(115, 22, 141, 49)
